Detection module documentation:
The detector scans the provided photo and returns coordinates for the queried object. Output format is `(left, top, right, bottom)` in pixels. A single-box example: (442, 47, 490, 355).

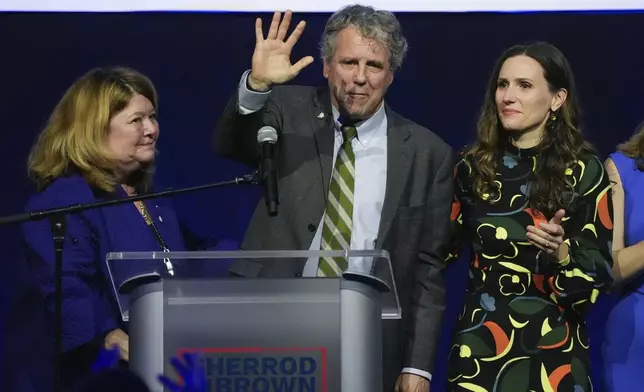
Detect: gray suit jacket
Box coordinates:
(214, 84, 454, 387)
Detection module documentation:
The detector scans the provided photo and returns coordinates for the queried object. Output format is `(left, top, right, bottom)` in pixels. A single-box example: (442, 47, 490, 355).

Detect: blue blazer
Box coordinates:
(3, 174, 235, 391)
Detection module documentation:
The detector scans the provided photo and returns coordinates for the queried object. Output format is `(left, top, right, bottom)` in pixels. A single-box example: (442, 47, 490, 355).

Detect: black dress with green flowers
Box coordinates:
(446, 144, 614, 392)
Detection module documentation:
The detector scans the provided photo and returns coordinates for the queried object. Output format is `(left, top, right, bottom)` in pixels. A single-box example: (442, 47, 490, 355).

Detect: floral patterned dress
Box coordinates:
(446, 144, 614, 392)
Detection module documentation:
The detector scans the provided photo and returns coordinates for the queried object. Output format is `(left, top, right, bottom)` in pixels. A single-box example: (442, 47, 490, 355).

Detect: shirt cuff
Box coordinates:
(238, 69, 271, 114)
(401, 367, 432, 381)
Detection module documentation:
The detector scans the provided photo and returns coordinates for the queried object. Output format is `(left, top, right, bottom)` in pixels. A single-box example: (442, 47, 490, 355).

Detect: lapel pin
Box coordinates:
(318, 112, 324, 119)
(158, 216, 163, 223)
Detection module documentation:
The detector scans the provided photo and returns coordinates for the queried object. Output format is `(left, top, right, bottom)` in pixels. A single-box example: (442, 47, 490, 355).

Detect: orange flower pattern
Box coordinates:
(446, 147, 613, 392)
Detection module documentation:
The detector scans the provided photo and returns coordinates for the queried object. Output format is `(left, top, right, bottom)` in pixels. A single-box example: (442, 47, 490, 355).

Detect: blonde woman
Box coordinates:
(4, 67, 226, 390)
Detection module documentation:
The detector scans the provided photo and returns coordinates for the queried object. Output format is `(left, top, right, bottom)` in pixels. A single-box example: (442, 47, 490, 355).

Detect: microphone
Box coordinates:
(257, 126, 279, 217)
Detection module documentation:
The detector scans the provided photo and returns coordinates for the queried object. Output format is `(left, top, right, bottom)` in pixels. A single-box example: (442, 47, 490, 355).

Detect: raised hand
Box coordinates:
(158, 352, 206, 392)
(90, 346, 120, 373)
(527, 208, 568, 260)
(249, 10, 314, 90)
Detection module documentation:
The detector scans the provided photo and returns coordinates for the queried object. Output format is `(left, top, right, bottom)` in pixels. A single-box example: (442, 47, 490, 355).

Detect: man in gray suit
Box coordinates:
(214, 5, 453, 391)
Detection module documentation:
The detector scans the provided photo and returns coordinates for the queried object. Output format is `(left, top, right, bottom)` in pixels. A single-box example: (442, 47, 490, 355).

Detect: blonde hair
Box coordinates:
(27, 66, 158, 193)
(617, 121, 644, 171)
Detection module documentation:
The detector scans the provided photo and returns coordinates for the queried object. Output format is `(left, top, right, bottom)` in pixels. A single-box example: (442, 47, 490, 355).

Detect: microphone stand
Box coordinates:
(0, 171, 258, 392)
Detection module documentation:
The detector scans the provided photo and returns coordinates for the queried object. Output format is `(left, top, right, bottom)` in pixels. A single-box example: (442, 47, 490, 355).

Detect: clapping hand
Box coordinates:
(527, 209, 569, 260)
(158, 352, 206, 392)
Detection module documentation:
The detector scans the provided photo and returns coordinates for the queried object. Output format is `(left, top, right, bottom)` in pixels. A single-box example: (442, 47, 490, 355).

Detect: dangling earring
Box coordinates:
(546, 110, 558, 131)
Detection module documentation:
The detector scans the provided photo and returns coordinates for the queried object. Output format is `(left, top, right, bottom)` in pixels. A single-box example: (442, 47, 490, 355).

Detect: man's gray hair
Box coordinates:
(319, 4, 408, 72)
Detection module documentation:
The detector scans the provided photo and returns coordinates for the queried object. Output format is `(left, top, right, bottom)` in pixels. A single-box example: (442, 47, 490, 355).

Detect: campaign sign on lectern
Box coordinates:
(179, 346, 326, 391)
(106, 250, 401, 392)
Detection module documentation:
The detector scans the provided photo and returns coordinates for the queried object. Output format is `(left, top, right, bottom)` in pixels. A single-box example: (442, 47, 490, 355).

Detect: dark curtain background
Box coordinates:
(1, 10, 643, 391)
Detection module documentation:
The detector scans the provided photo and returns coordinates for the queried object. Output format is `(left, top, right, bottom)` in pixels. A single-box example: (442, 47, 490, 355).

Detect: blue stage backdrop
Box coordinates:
(1, 10, 643, 391)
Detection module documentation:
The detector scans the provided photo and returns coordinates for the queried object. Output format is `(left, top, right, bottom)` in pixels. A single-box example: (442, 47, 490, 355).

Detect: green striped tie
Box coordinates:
(317, 124, 358, 277)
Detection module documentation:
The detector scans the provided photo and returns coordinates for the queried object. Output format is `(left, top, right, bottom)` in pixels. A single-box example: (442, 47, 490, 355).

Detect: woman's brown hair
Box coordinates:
(27, 66, 158, 193)
(465, 42, 593, 216)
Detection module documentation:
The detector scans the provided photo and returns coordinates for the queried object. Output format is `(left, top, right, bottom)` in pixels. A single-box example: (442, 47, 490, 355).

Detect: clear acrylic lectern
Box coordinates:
(106, 250, 401, 392)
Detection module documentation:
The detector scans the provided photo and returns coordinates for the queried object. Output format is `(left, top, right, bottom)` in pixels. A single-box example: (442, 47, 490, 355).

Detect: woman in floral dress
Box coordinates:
(446, 42, 614, 392)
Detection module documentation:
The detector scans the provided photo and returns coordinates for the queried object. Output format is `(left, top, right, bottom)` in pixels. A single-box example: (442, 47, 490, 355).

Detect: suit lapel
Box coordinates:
(377, 106, 413, 244)
(98, 187, 161, 253)
(303, 94, 413, 245)
(304, 88, 335, 210)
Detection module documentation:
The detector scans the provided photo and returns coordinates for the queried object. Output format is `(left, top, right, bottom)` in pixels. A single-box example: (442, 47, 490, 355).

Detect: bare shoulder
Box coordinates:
(603, 155, 624, 190)
(604, 156, 619, 176)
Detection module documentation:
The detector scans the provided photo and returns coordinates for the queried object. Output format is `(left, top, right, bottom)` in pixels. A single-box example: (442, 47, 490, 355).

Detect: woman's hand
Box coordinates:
(527, 209, 569, 261)
(104, 328, 129, 361)
(91, 346, 120, 373)
(158, 351, 206, 392)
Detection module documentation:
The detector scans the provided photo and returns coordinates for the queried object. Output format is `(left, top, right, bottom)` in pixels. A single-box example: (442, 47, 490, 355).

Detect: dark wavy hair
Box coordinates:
(617, 121, 644, 171)
(465, 42, 594, 217)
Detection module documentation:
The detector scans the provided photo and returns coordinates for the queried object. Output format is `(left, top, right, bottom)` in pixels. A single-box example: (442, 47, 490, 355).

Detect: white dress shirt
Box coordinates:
(236, 70, 432, 381)
(302, 101, 387, 276)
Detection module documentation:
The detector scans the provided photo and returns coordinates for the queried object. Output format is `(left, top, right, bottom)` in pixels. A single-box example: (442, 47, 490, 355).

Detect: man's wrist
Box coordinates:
(247, 73, 271, 92)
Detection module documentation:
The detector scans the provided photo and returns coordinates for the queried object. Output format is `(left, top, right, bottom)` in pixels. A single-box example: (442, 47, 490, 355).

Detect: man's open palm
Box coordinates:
(250, 10, 314, 88)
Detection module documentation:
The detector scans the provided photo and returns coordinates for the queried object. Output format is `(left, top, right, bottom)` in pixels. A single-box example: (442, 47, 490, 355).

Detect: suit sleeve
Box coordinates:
(539, 155, 614, 314)
(404, 146, 455, 372)
(179, 220, 238, 252)
(213, 70, 283, 168)
(21, 198, 118, 353)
